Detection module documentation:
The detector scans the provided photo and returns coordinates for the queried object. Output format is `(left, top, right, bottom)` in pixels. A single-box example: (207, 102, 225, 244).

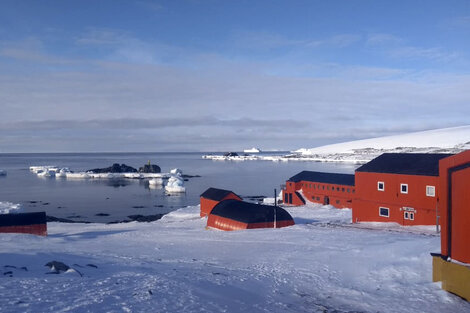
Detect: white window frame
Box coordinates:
(426, 185, 435, 197)
(377, 181, 385, 191)
(404, 212, 409, 219)
(379, 207, 389, 217)
(409, 212, 414, 220)
(400, 183, 408, 194)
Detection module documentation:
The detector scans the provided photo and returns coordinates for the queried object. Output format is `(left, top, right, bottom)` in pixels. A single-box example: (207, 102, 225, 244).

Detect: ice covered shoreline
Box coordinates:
(203, 126, 470, 163)
(1, 204, 469, 312)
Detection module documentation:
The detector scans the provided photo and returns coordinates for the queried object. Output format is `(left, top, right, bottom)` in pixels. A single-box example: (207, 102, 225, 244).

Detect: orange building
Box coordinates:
(352, 153, 452, 226)
(283, 171, 355, 208)
(0, 212, 47, 236)
(207, 199, 295, 231)
(199, 187, 242, 217)
(432, 150, 470, 300)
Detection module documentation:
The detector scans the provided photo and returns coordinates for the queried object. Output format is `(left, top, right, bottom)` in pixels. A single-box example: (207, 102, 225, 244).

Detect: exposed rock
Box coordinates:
(223, 152, 239, 157)
(87, 163, 137, 173)
(139, 164, 161, 173)
(47, 215, 91, 224)
(127, 214, 164, 222)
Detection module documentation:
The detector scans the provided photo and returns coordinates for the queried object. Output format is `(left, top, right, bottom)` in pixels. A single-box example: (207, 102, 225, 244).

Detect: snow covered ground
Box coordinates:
(1, 204, 469, 313)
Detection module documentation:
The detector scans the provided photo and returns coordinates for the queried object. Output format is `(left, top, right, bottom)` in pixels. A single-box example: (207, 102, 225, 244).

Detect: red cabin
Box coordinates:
(353, 153, 452, 226)
(199, 187, 242, 217)
(207, 199, 295, 231)
(0, 212, 47, 236)
(283, 171, 355, 208)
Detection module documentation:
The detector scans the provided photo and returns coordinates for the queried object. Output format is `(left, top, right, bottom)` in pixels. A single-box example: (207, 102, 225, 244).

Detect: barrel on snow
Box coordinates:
(0, 212, 47, 236)
(207, 199, 295, 231)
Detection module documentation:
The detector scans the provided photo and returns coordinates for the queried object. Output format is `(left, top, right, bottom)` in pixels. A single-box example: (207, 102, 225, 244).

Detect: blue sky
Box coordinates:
(0, 0, 469, 152)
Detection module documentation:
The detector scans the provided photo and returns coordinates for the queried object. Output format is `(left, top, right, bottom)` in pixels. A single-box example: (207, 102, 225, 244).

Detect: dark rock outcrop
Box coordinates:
(138, 164, 161, 173)
(87, 163, 137, 173)
(223, 152, 239, 157)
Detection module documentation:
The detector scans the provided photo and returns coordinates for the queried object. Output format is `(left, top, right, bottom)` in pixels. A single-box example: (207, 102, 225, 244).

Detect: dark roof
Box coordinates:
(0, 212, 46, 227)
(355, 153, 453, 176)
(200, 187, 241, 201)
(288, 171, 355, 186)
(210, 200, 293, 224)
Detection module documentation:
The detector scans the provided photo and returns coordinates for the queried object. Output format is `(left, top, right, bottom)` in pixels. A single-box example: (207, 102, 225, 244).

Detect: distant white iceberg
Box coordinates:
(0, 169, 6, 176)
(244, 147, 261, 153)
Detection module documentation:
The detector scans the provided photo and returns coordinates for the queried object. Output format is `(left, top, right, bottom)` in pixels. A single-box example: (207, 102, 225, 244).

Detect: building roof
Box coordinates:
(288, 171, 355, 186)
(355, 153, 453, 176)
(210, 200, 294, 224)
(200, 187, 241, 201)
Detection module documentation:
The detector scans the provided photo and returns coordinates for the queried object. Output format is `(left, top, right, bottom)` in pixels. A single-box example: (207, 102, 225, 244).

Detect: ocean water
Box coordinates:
(0, 152, 357, 223)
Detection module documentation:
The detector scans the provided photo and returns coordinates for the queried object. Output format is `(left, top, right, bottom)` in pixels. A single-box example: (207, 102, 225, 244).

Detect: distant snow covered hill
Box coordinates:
(294, 125, 470, 163)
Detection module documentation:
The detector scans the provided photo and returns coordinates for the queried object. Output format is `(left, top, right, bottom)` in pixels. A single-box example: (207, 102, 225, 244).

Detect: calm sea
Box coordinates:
(0, 152, 357, 223)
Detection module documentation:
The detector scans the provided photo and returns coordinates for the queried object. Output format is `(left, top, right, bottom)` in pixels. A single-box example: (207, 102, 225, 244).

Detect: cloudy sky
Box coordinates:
(1, 0, 469, 152)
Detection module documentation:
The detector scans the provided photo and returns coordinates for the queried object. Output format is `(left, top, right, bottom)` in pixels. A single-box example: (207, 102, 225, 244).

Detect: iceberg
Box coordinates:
(243, 147, 261, 153)
(165, 173, 186, 193)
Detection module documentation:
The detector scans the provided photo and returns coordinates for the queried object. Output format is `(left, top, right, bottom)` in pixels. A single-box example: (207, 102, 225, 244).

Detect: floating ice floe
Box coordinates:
(165, 173, 186, 193)
(56, 168, 71, 178)
(0, 169, 6, 176)
(37, 169, 56, 178)
(170, 168, 183, 176)
(30, 166, 58, 174)
(149, 177, 163, 186)
(0, 201, 22, 214)
(65, 172, 91, 179)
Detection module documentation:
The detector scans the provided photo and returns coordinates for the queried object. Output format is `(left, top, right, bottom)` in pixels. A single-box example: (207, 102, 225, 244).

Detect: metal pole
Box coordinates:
(274, 188, 277, 228)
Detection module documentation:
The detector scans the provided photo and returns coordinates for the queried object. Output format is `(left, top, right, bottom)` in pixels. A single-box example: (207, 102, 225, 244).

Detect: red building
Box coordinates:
(207, 199, 295, 231)
(283, 171, 355, 208)
(0, 212, 47, 236)
(353, 153, 452, 226)
(199, 187, 242, 217)
(432, 150, 470, 300)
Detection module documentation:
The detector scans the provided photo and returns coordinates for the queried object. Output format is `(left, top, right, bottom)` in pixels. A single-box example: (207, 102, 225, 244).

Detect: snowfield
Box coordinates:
(203, 126, 470, 163)
(293, 125, 470, 163)
(1, 204, 469, 313)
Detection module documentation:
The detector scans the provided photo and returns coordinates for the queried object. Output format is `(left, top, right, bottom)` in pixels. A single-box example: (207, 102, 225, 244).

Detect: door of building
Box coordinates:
(450, 166, 470, 263)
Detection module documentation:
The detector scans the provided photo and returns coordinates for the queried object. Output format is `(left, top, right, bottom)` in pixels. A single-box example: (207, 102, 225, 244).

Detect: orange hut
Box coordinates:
(199, 187, 242, 217)
(207, 199, 295, 231)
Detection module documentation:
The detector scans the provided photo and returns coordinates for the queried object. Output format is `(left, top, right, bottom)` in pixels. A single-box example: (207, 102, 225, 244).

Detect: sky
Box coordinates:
(0, 0, 469, 152)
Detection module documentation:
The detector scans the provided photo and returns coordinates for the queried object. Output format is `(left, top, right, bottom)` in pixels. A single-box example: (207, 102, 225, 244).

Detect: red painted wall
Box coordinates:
(0, 224, 47, 236)
(200, 193, 242, 217)
(439, 150, 470, 263)
(353, 172, 439, 225)
(207, 215, 294, 231)
(283, 180, 354, 208)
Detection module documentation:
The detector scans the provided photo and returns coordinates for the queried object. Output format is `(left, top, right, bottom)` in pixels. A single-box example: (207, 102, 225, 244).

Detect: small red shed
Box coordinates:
(283, 171, 355, 208)
(0, 212, 47, 236)
(207, 199, 295, 231)
(353, 153, 452, 226)
(432, 150, 470, 300)
(200, 187, 242, 217)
